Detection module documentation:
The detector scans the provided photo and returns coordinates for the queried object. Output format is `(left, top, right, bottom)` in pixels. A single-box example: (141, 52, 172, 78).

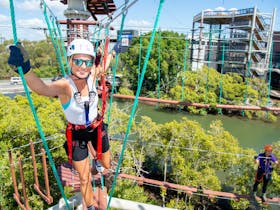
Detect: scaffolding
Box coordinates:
(191, 7, 277, 78)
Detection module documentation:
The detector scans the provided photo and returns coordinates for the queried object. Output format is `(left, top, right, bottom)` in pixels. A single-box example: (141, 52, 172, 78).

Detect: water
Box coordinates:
(4, 91, 279, 152)
(119, 101, 280, 152)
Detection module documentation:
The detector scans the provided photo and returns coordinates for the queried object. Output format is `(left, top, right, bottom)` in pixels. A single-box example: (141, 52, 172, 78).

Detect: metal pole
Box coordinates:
(30, 141, 39, 187)
(19, 158, 31, 210)
(42, 148, 53, 204)
(8, 150, 19, 198)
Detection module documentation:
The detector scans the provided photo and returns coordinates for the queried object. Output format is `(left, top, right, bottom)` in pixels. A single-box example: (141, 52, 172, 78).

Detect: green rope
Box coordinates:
(267, 41, 274, 106)
(94, 24, 102, 51)
(218, 37, 226, 115)
(181, 34, 189, 103)
(9, 1, 70, 209)
(42, 1, 66, 77)
(55, 19, 70, 75)
(106, 0, 165, 209)
(91, 27, 97, 43)
(51, 16, 66, 76)
(107, 3, 127, 124)
(137, 32, 143, 83)
(157, 29, 161, 104)
(205, 29, 213, 103)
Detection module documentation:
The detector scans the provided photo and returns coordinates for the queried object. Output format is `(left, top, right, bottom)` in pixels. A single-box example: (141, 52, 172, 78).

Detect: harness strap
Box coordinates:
(66, 117, 103, 164)
(66, 123, 73, 164)
(96, 36, 110, 160)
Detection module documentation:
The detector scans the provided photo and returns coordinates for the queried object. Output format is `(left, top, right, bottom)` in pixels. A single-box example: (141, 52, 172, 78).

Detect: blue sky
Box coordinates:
(0, 0, 279, 41)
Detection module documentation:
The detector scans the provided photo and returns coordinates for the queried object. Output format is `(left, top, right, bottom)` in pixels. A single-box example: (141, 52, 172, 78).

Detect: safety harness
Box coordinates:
(66, 37, 110, 164)
(255, 155, 273, 182)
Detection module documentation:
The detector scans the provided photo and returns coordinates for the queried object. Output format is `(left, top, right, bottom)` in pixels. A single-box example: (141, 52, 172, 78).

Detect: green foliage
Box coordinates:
(0, 93, 66, 209)
(121, 31, 188, 94)
(0, 39, 61, 79)
(0, 76, 279, 209)
(118, 31, 277, 121)
(113, 180, 157, 205)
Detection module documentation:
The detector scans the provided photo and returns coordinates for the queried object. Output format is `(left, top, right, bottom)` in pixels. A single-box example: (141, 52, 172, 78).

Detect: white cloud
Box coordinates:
(14, 0, 66, 17)
(0, 0, 9, 8)
(215, 6, 226, 11)
(126, 19, 153, 28)
(0, 14, 10, 23)
(16, 0, 41, 11)
(17, 18, 45, 28)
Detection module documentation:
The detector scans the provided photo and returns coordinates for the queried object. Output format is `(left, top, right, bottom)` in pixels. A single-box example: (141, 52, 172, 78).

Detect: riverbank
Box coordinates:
(116, 100, 280, 152)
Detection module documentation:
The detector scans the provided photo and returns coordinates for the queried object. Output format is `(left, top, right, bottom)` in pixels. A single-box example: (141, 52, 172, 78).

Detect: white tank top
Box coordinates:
(62, 76, 98, 125)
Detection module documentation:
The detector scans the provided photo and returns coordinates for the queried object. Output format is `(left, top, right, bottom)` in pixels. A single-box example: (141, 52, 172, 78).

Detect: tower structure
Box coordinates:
(51, 0, 116, 43)
(191, 7, 277, 78)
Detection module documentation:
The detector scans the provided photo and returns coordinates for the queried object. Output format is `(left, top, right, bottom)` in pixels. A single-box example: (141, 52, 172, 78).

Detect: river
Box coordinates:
(118, 100, 280, 152)
(3, 87, 279, 152)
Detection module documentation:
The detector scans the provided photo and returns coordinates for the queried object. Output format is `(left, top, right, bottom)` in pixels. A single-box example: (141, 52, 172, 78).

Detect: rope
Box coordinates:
(218, 37, 226, 115)
(51, 16, 67, 76)
(137, 32, 143, 83)
(109, 137, 253, 158)
(205, 29, 212, 103)
(41, 1, 66, 77)
(9, 1, 70, 209)
(267, 41, 274, 106)
(181, 33, 189, 103)
(157, 29, 161, 103)
(54, 17, 70, 75)
(107, 1, 166, 208)
(107, 0, 128, 124)
(103, 0, 139, 28)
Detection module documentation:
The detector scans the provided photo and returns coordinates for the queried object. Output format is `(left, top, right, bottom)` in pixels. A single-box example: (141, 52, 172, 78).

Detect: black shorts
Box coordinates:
(64, 123, 110, 161)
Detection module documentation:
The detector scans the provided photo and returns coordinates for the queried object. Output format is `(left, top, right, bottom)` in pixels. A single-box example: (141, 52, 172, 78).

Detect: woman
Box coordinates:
(253, 144, 279, 202)
(8, 39, 114, 210)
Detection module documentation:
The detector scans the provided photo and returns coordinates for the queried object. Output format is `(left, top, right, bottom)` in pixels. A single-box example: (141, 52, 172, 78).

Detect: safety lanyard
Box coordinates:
(84, 101, 90, 127)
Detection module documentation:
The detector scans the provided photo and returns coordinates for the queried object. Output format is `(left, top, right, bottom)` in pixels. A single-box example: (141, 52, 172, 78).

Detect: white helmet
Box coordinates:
(67, 38, 95, 57)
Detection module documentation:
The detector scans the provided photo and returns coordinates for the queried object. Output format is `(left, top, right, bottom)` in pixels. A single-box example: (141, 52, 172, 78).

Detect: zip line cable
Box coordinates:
(103, 0, 139, 28)
(107, 1, 165, 209)
(8, 0, 70, 209)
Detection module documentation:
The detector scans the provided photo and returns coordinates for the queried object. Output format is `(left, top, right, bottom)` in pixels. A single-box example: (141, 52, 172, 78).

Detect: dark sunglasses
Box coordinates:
(73, 58, 94, 67)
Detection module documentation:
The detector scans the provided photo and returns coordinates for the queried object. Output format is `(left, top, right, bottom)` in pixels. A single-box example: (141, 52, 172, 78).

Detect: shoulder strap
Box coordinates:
(66, 75, 79, 93)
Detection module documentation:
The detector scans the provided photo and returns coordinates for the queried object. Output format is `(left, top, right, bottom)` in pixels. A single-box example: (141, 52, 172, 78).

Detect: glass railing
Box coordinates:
(194, 7, 255, 20)
(230, 20, 251, 28)
(231, 32, 249, 39)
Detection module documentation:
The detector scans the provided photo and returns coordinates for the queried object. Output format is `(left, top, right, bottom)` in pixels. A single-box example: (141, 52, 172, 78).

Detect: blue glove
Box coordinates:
(113, 41, 122, 54)
(8, 43, 31, 74)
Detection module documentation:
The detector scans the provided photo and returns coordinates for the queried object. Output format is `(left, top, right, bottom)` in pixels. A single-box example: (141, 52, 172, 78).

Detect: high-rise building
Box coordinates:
(191, 7, 277, 78)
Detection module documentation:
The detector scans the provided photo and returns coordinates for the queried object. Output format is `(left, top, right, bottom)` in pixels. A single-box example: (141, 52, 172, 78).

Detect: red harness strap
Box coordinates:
(66, 118, 102, 164)
(66, 123, 73, 164)
(97, 36, 110, 160)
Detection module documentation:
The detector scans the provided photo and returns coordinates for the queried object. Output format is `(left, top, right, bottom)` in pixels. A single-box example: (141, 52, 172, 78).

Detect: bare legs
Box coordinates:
(73, 158, 94, 207)
(72, 150, 110, 207)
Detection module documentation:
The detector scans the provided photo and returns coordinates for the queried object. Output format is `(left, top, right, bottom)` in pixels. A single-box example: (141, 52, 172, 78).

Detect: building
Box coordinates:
(116, 29, 139, 53)
(272, 31, 280, 68)
(191, 7, 277, 78)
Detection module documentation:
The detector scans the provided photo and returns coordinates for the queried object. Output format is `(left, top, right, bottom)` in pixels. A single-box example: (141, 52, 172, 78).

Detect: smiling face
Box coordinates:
(265, 149, 272, 156)
(70, 54, 94, 79)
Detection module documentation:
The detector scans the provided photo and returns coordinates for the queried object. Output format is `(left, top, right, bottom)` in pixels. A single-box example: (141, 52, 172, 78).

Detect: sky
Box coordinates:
(0, 0, 279, 41)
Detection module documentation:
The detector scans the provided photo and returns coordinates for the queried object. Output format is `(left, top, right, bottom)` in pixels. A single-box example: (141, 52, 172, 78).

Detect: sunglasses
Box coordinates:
(73, 58, 94, 67)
